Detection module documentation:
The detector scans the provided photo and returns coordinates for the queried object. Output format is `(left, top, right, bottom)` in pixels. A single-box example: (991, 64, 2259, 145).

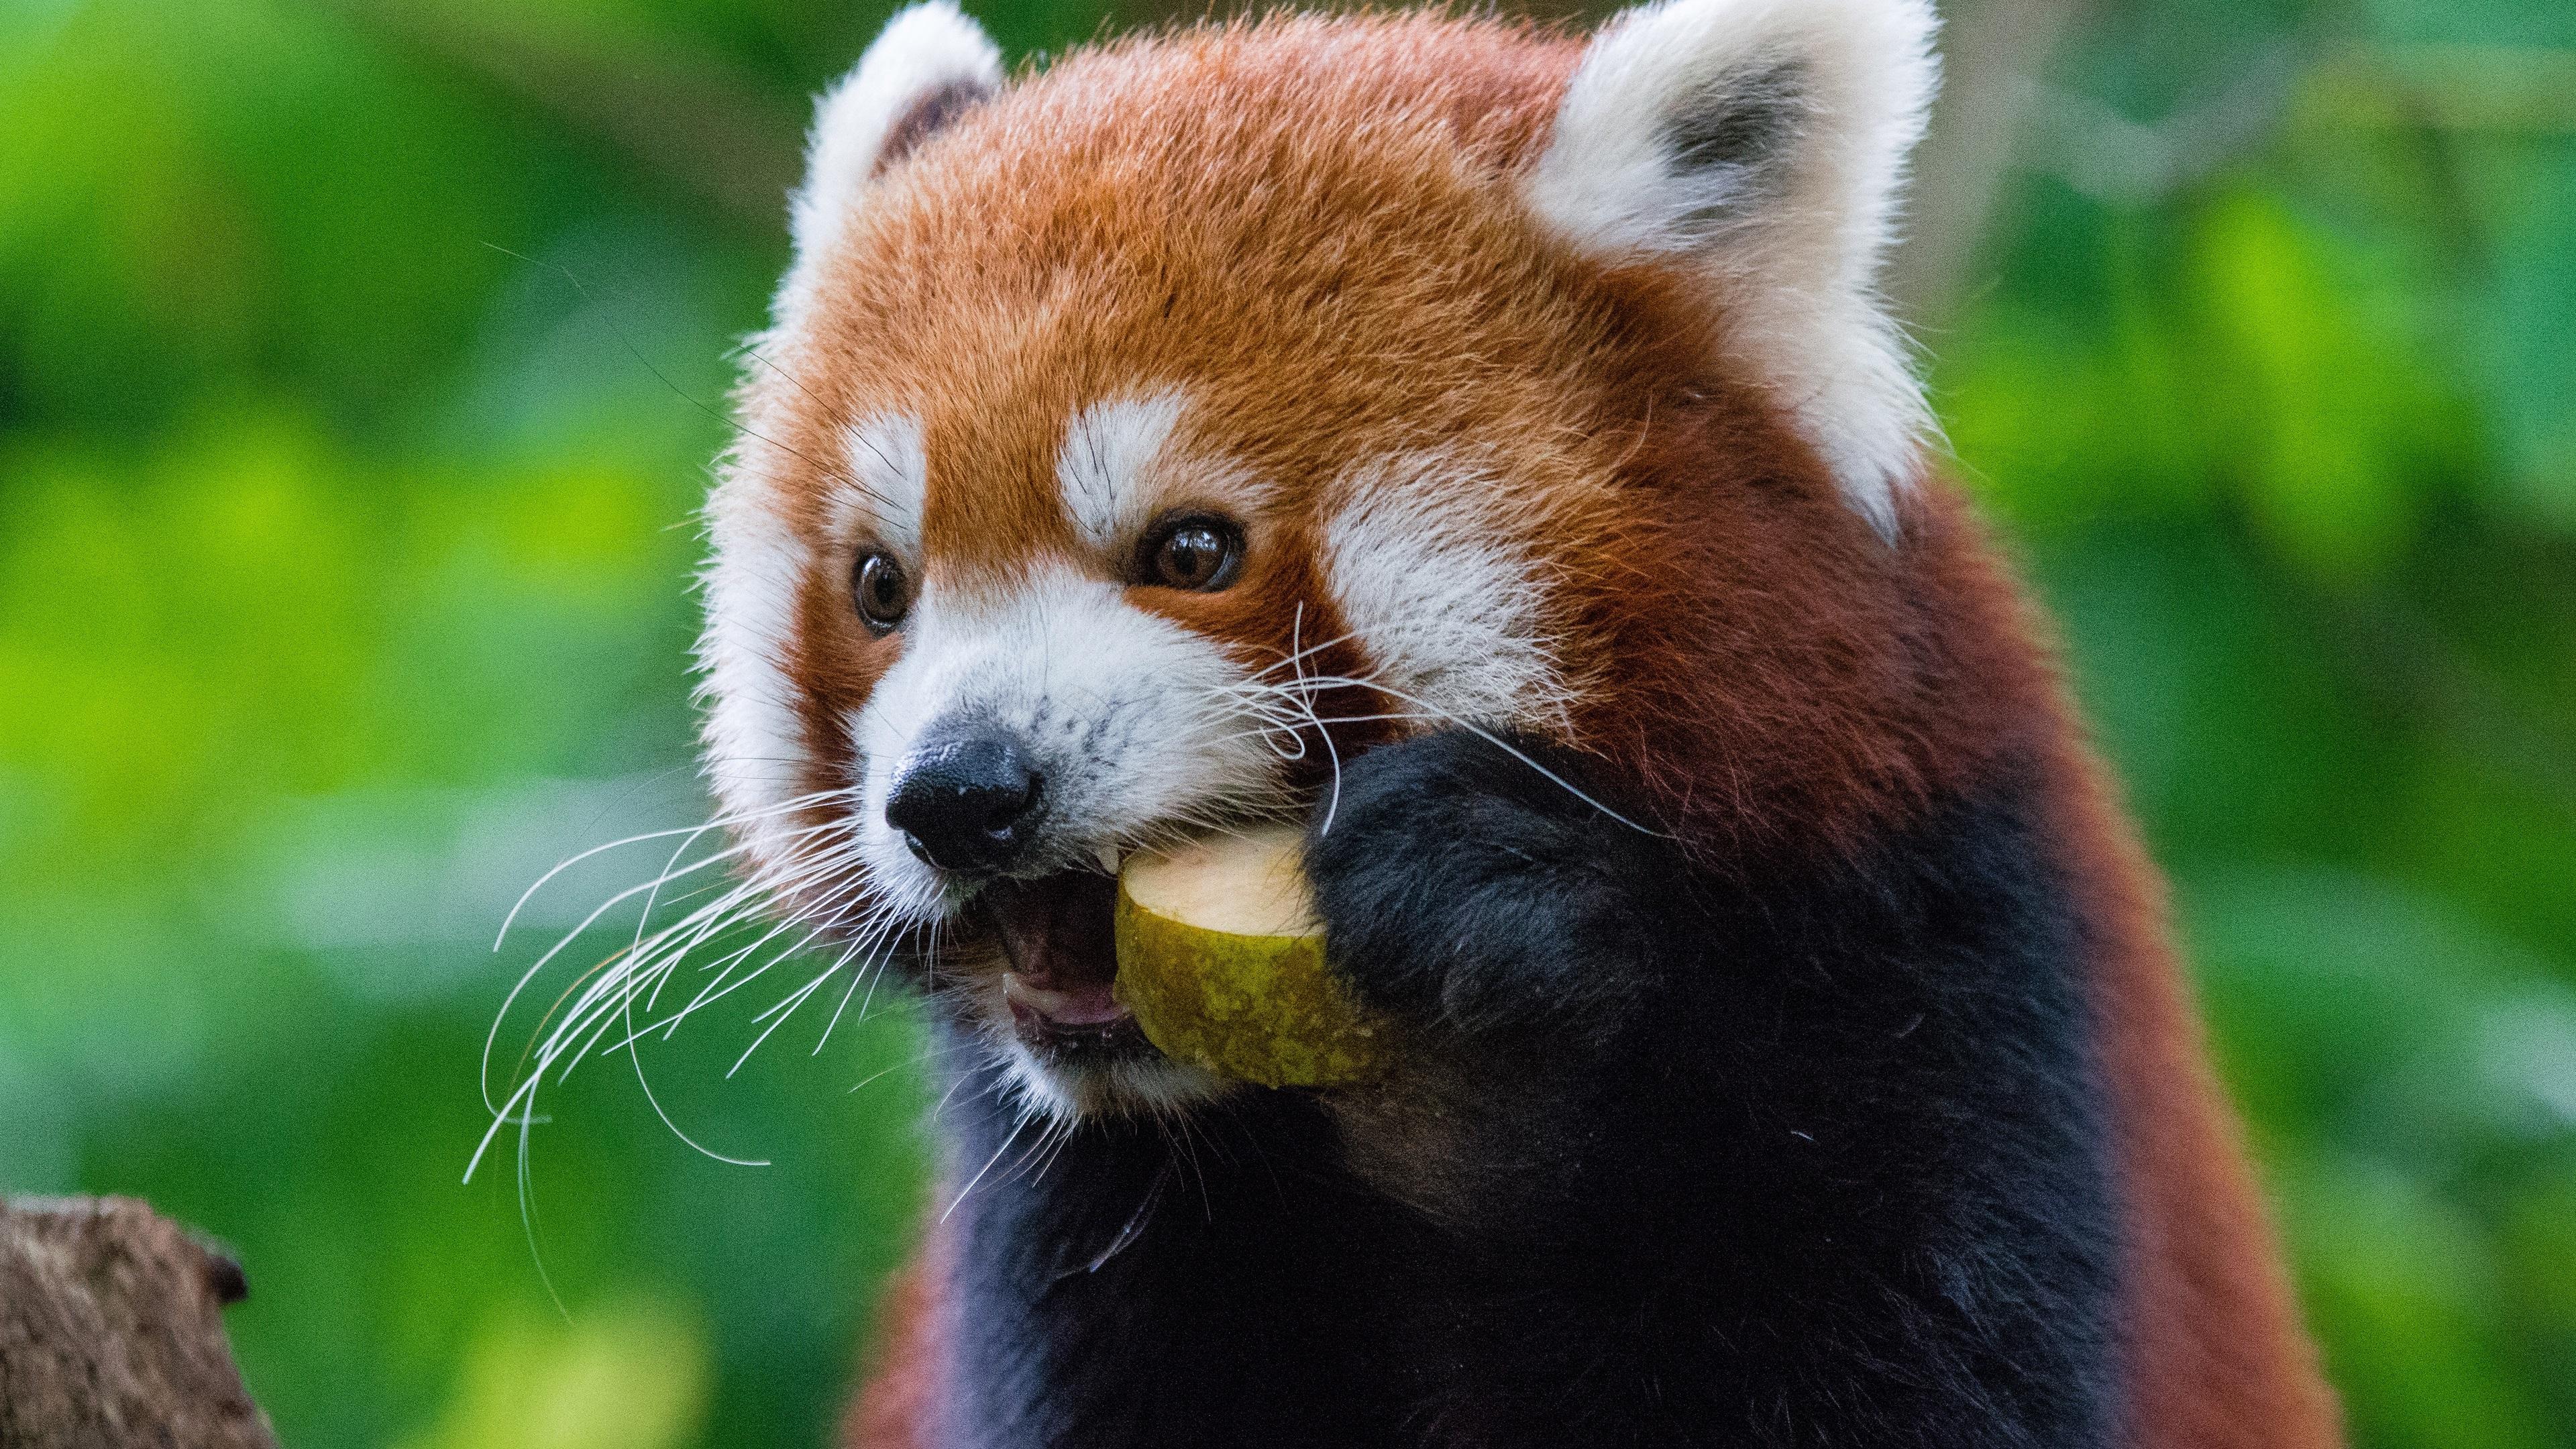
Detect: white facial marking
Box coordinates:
(849, 563, 1288, 1119)
(1323, 453, 1572, 732)
(851, 564, 1295, 915)
(1524, 0, 1941, 537)
(1057, 392, 1185, 554)
(830, 413, 928, 557)
(697, 426, 822, 877)
(1054, 390, 1270, 562)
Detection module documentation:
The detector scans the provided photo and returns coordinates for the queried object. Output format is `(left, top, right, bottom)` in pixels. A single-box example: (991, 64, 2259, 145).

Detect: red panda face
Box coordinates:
(700, 3, 1944, 1118)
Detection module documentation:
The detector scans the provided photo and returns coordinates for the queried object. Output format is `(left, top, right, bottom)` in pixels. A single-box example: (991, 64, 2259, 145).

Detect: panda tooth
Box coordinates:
(1093, 842, 1123, 875)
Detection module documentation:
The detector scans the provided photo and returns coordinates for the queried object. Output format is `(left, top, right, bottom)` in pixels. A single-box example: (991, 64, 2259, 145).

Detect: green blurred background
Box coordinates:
(1, 0, 2571, 1444)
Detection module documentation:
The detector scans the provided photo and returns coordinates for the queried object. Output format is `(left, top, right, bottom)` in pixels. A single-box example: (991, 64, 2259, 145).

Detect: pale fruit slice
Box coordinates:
(1113, 825, 1385, 1087)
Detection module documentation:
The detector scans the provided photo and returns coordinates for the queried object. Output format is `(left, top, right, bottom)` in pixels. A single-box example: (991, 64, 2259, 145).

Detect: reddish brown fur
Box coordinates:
(764, 14, 1595, 824)
(843, 1228, 950, 1449)
(738, 16, 2343, 1446)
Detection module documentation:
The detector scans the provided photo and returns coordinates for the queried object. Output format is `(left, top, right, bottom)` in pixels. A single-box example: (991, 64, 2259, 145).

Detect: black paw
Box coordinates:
(1303, 729, 1689, 1037)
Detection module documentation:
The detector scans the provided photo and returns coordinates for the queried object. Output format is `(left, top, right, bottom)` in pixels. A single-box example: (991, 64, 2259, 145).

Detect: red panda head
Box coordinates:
(700, 0, 1966, 1119)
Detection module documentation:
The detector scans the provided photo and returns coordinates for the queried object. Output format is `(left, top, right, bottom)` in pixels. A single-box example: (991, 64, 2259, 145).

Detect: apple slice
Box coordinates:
(1112, 825, 1385, 1087)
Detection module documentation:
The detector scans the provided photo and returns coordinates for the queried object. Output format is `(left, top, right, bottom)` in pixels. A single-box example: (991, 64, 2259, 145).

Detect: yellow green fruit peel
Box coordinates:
(1111, 826, 1386, 1087)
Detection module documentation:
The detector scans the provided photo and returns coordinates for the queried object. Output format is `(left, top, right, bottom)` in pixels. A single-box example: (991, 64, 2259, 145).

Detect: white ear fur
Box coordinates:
(1523, 0, 1940, 538)
(780, 1, 1002, 311)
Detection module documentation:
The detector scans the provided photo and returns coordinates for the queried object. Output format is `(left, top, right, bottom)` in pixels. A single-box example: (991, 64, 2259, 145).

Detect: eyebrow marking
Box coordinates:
(830, 413, 928, 555)
(1057, 391, 1188, 555)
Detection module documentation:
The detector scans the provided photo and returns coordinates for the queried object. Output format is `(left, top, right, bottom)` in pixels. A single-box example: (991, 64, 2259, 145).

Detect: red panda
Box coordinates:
(694, 2, 2346, 1444)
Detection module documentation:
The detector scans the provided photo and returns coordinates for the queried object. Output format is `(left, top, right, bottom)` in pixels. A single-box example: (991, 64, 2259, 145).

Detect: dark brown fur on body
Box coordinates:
(690, 9, 2338, 1446)
(843, 484, 2339, 1448)
(845, 484, 2339, 1444)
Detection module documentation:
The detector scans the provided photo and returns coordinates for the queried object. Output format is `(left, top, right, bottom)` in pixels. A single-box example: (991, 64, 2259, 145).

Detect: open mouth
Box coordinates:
(981, 871, 1150, 1065)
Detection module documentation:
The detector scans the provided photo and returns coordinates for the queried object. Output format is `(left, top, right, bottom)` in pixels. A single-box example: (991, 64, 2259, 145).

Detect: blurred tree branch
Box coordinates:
(2309, 44, 2576, 135)
(1889, 0, 2099, 323)
(317, 0, 806, 231)
(2017, 36, 2311, 206)
(297, 0, 2576, 313)
(321, 0, 2121, 292)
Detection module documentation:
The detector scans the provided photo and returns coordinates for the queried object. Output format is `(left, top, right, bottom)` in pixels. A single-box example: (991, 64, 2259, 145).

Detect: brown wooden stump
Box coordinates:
(0, 1196, 277, 1449)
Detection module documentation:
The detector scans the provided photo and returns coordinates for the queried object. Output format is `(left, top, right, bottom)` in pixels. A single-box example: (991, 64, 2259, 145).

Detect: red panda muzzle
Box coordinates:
(984, 871, 1129, 1040)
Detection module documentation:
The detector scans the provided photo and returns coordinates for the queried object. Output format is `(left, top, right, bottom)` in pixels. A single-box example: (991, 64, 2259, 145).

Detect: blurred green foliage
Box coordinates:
(1, 0, 2570, 1446)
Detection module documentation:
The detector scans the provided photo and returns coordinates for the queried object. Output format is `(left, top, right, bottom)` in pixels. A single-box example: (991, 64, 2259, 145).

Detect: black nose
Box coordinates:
(886, 729, 1044, 873)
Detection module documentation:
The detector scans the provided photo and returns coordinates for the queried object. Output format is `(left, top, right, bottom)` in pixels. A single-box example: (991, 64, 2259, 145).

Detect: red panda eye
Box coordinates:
(853, 551, 912, 633)
(1140, 515, 1244, 592)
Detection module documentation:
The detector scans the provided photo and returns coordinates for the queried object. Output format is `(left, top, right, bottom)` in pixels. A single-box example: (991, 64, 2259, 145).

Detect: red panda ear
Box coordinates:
(781, 1, 1002, 315)
(1523, 0, 1940, 539)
